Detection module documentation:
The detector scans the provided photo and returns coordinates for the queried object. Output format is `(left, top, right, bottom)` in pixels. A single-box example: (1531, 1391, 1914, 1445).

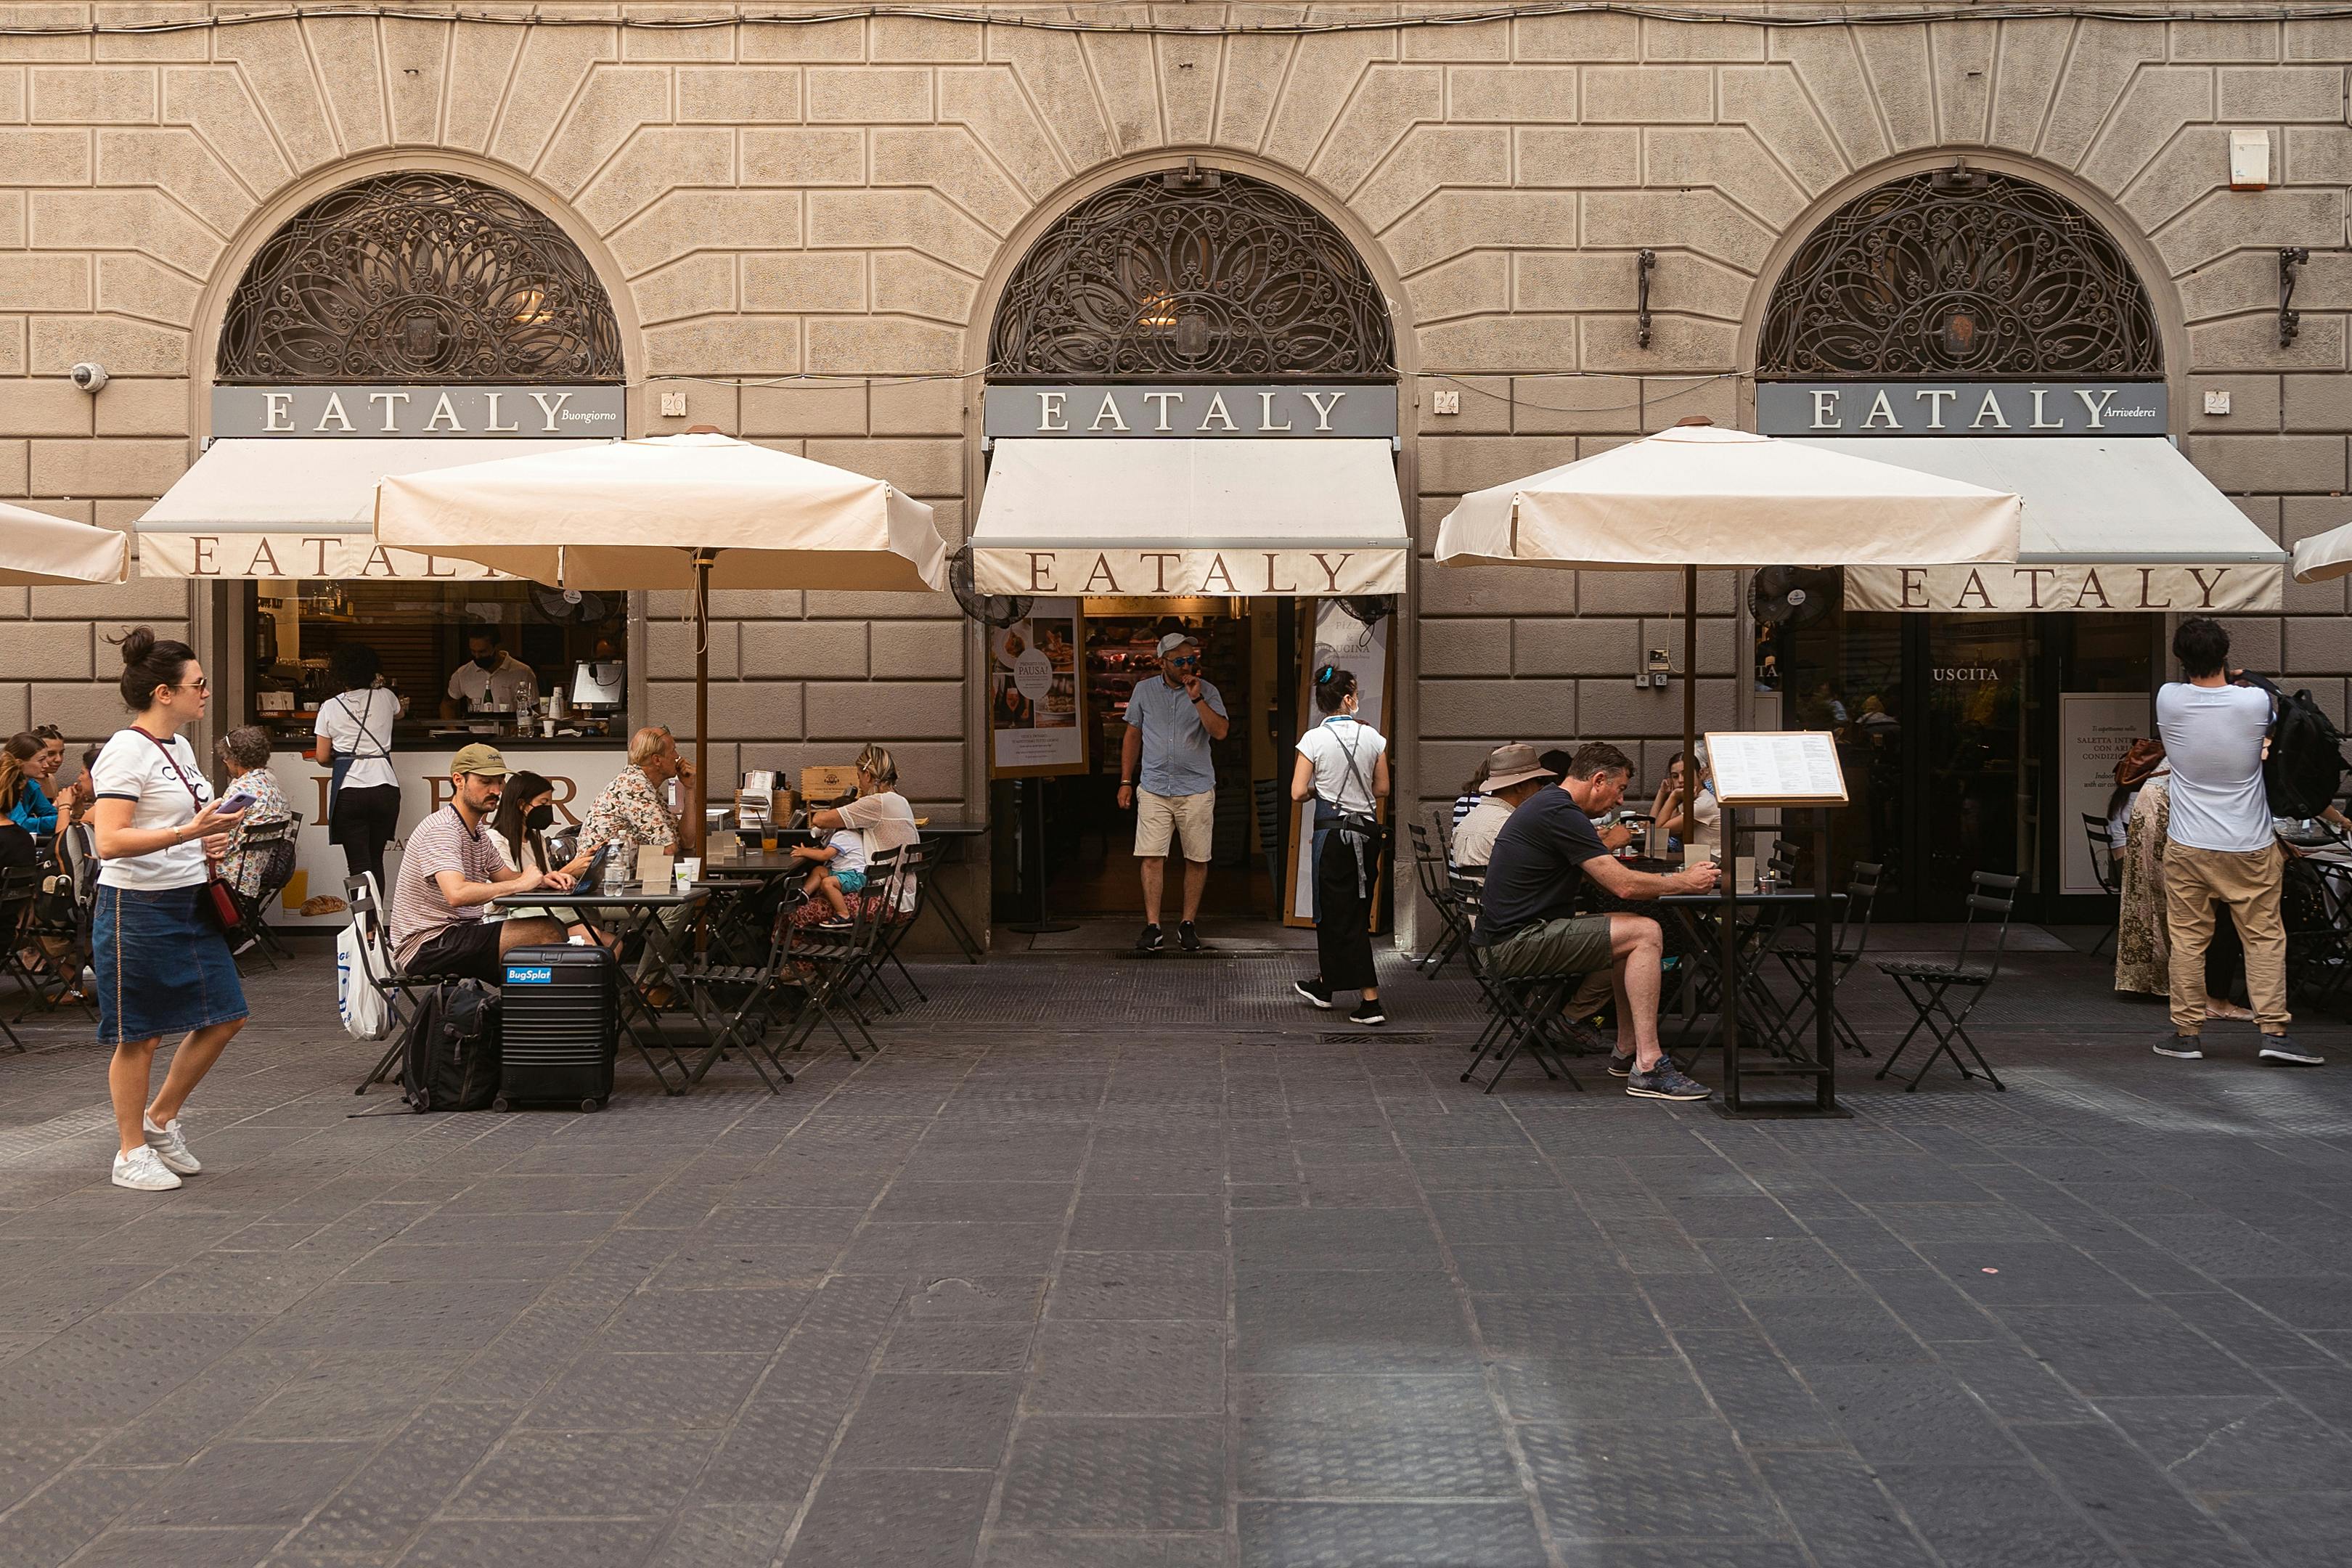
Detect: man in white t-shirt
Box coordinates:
(2154, 617, 2318, 1066)
(442, 626, 539, 719)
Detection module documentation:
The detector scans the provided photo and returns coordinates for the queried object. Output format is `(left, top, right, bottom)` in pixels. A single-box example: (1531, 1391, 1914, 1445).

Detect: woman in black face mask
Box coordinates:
(487, 771, 608, 947)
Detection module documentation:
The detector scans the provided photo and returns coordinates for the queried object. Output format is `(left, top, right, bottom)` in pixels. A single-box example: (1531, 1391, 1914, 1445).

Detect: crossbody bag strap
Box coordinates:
(134, 727, 208, 812)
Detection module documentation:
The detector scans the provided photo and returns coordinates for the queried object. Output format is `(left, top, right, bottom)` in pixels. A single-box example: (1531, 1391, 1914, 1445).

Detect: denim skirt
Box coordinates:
(92, 883, 248, 1046)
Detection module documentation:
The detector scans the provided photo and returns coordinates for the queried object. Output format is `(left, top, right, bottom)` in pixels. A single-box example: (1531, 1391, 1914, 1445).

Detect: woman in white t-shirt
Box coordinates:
(1655, 738, 1720, 856)
(313, 642, 402, 893)
(797, 743, 922, 928)
(1289, 665, 1392, 1026)
(88, 628, 250, 1193)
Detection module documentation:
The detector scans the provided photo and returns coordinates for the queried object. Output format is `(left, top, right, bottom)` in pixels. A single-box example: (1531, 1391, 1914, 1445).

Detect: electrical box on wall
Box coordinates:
(2229, 129, 2271, 190)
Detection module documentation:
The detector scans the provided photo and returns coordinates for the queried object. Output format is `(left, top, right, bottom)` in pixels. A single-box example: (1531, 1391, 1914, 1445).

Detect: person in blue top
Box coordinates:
(2, 731, 59, 838)
(1117, 631, 1230, 952)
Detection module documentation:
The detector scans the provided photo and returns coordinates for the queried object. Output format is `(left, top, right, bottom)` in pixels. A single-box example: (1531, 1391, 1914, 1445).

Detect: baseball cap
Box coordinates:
(1156, 632, 1199, 658)
(449, 743, 509, 778)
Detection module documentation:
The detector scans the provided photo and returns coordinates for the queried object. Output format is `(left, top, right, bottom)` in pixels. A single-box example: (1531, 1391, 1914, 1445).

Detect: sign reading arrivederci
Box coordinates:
(983, 384, 1396, 438)
(1757, 381, 2166, 436)
(211, 384, 626, 438)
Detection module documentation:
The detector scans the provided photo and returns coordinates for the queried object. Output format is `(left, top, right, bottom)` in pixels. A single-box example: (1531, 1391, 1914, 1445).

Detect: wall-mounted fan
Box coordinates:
(948, 547, 1034, 628)
(1336, 595, 1395, 627)
(528, 583, 608, 624)
(1747, 567, 1839, 630)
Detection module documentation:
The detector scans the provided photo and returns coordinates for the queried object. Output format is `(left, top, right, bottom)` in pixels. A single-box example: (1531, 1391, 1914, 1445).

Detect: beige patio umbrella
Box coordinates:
(0, 502, 129, 586)
(1436, 421, 2022, 780)
(2291, 519, 2352, 586)
(373, 431, 949, 843)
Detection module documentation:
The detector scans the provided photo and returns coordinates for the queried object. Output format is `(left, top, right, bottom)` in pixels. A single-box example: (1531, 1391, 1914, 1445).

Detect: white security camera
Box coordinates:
(70, 362, 109, 393)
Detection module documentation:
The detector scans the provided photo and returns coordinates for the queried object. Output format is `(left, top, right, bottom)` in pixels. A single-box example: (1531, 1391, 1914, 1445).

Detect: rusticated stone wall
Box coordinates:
(2, 5, 2348, 939)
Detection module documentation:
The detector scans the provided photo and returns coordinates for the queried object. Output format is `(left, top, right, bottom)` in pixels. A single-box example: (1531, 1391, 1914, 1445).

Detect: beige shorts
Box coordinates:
(1135, 788, 1215, 862)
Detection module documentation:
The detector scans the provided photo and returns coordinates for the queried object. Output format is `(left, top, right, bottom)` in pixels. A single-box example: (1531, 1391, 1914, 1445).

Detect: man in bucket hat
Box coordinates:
(1450, 743, 1555, 871)
(389, 743, 570, 984)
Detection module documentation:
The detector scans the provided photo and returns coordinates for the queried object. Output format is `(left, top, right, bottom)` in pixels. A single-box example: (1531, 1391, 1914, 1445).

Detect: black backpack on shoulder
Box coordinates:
(399, 979, 503, 1113)
(2266, 687, 2349, 819)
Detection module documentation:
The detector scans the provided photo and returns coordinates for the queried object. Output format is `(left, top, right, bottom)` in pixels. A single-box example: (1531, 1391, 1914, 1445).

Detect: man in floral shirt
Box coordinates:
(581, 726, 695, 997)
(581, 726, 692, 863)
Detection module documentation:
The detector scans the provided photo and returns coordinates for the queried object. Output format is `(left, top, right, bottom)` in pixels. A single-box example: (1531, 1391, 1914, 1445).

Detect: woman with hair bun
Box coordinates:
(86, 626, 249, 1192)
(1289, 664, 1392, 1026)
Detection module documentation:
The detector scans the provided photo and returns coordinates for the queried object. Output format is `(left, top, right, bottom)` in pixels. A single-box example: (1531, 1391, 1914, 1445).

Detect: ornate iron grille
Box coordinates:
(1757, 171, 2160, 379)
(989, 168, 1395, 380)
(218, 172, 623, 383)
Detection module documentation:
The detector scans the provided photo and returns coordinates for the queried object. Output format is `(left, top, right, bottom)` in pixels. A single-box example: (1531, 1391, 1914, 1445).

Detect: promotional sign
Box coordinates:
(2059, 693, 2150, 896)
(1286, 602, 1392, 927)
(263, 746, 625, 926)
(1757, 381, 2166, 436)
(1845, 562, 2279, 613)
(984, 384, 1397, 439)
(987, 600, 1087, 778)
(212, 385, 626, 438)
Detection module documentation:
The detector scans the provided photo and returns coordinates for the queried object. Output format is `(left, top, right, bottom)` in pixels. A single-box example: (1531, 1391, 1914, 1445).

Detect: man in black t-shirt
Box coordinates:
(1479, 742, 1720, 1101)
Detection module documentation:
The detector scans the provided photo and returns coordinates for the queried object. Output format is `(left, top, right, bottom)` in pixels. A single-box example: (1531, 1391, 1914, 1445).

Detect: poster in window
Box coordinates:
(988, 600, 1087, 778)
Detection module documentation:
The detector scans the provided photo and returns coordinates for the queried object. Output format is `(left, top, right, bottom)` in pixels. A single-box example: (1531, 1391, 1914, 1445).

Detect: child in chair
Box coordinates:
(793, 825, 867, 923)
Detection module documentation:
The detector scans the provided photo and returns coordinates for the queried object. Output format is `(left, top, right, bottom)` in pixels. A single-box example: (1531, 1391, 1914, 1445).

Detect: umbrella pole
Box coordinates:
(693, 549, 712, 855)
(1682, 565, 1696, 780)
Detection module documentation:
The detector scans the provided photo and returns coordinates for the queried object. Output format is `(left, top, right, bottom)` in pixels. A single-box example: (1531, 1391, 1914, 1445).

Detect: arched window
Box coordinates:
(989, 165, 1394, 380)
(217, 172, 623, 383)
(1757, 169, 2160, 378)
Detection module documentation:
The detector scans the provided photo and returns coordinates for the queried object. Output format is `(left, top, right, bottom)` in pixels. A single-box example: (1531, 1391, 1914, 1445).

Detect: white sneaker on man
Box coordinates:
(143, 1114, 200, 1175)
(112, 1146, 183, 1191)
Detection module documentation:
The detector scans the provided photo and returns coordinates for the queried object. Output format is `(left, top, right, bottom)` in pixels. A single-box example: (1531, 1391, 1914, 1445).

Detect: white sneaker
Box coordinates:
(113, 1146, 182, 1191)
(143, 1114, 200, 1175)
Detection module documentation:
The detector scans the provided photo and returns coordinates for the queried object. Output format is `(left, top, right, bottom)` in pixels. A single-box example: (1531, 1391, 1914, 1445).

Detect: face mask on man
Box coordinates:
(473, 653, 500, 671)
(525, 804, 555, 831)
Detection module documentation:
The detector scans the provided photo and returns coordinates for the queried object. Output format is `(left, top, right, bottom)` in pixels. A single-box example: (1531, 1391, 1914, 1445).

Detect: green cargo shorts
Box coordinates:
(1487, 914, 1616, 979)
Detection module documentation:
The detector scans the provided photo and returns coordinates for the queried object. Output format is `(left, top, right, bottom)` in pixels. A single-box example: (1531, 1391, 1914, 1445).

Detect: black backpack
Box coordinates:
(2265, 687, 2348, 819)
(399, 979, 503, 1113)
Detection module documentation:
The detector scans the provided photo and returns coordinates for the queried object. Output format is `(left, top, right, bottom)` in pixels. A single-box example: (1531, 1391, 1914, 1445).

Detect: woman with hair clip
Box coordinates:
(795, 743, 922, 930)
(87, 627, 250, 1191)
(1290, 664, 1392, 1026)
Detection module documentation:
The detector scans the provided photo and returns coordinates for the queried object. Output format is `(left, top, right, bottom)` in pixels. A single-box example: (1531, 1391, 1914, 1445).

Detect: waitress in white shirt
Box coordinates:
(1289, 665, 1392, 1026)
(89, 628, 250, 1193)
(314, 642, 402, 891)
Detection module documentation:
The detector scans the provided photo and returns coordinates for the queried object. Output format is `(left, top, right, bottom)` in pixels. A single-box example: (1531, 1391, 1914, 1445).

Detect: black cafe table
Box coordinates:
(1659, 889, 1847, 1112)
(491, 883, 713, 1095)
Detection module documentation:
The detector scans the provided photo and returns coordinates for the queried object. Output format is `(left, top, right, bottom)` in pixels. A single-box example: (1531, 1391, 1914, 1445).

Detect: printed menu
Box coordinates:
(1704, 730, 1848, 806)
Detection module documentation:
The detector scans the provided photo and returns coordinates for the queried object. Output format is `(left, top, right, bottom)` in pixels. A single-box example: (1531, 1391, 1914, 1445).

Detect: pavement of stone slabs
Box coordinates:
(2, 942, 2351, 1568)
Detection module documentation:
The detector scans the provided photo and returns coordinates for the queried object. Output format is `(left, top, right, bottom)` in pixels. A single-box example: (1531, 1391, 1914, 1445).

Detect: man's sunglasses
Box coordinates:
(1169, 655, 1201, 670)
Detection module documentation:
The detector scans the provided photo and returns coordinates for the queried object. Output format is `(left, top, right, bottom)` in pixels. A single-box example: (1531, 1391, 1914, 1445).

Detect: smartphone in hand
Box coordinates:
(214, 791, 254, 816)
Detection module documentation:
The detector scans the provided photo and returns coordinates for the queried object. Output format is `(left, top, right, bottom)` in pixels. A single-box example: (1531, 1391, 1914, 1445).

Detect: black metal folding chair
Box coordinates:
(2283, 850, 2352, 1008)
(2080, 813, 2121, 957)
(775, 849, 908, 1065)
(0, 865, 42, 1051)
(348, 873, 428, 1094)
(1407, 822, 1470, 976)
(1875, 870, 2020, 1091)
(857, 844, 929, 1014)
(1773, 860, 1882, 1058)
(1451, 878, 1597, 1094)
(224, 813, 302, 968)
(671, 902, 799, 1092)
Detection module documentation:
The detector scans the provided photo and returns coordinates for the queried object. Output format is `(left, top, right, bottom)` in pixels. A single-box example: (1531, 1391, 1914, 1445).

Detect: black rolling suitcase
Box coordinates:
(497, 944, 619, 1111)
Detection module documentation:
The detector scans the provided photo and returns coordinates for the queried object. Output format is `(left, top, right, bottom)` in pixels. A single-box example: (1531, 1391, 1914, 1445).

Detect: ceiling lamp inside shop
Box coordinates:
(990, 166, 1395, 380)
(217, 171, 624, 384)
(1757, 168, 2160, 379)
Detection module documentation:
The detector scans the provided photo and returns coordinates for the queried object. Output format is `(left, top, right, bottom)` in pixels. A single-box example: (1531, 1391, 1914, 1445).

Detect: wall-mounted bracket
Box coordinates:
(2280, 246, 2310, 348)
(1636, 249, 1657, 350)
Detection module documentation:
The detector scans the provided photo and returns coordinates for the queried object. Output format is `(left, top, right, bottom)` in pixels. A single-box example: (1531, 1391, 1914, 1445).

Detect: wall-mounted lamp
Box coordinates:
(1636, 249, 1657, 350)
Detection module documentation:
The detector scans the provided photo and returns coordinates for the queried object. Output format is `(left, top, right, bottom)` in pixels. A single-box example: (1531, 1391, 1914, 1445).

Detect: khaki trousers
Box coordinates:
(2163, 840, 2289, 1035)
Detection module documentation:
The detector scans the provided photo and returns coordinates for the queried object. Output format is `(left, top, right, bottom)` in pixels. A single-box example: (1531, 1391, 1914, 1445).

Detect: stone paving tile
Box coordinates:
(4, 950, 2352, 1567)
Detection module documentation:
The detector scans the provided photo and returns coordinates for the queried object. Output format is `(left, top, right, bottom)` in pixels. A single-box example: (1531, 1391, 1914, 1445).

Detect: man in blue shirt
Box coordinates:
(1118, 632, 1230, 952)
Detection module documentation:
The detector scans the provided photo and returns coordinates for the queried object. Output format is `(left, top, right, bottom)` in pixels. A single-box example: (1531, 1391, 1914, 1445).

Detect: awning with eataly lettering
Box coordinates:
(1791, 436, 2285, 613)
(971, 438, 1408, 597)
(136, 438, 605, 579)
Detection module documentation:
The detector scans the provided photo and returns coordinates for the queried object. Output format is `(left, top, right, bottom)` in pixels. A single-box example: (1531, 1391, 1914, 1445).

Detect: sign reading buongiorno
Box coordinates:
(212, 384, 626, 438)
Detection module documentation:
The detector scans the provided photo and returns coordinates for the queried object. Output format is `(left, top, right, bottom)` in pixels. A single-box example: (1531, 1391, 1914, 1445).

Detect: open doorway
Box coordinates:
(992, 597, 1301, 923)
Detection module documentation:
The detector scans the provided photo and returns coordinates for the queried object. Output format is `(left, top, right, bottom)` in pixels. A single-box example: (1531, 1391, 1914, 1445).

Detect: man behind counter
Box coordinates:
(442, 625, 540, 720)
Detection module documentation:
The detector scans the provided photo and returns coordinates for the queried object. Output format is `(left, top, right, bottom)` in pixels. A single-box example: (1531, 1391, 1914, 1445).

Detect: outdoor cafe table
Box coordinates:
(1658, 889, 1847, 1112)
(491, 883, 714, 1095)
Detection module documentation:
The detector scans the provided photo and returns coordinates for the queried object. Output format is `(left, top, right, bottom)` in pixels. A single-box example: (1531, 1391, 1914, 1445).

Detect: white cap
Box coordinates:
(1156, 632, 1197, 657)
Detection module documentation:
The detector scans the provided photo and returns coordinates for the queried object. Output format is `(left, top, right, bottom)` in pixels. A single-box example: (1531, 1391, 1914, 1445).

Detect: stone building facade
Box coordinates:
(3, 3, 2348, 938)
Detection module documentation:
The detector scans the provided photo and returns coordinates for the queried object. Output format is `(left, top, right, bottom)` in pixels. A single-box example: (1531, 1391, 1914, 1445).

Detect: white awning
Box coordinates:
(139, 438, 604, 579)
(972, 438, 1408, 597)
(1793, 436, 2286, 613)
